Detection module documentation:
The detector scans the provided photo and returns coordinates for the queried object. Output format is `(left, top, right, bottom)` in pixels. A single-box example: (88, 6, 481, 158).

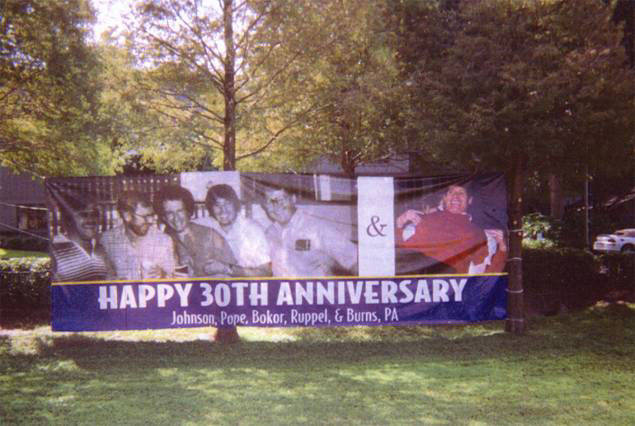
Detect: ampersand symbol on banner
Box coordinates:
(366, 215, 387, 237)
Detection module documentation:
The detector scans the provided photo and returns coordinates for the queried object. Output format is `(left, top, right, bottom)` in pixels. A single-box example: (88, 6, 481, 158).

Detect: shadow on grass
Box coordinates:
(4, 329, 574, 425)
(0, 307, 50, 330)
(3, 302, 631, 373)
(2, 303, 634, 425)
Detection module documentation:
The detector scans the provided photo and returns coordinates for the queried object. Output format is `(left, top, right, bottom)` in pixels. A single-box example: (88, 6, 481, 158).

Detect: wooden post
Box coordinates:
(506, 154, 526, 334)
(584, 168, 590, 249)
(214, 327, 240, 344)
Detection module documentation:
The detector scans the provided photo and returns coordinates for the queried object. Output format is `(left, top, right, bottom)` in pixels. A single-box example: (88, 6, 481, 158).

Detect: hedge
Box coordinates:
(0, 232, 49, 252)
(0, 257, 51, 312)
(522, 248, 634, 315)
(597, 252, 635, 288)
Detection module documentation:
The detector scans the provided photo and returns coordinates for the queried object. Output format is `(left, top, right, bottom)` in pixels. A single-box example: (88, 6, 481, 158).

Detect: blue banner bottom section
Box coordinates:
(51, 275, 508, 332)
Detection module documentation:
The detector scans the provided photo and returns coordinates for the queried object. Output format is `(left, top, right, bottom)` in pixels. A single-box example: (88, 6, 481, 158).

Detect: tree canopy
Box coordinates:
(118, 0, 340, 171)
(0, 0, 119, 176)
(253, 0, 407, 176)
(2, 0, 632, 186)
(394, 0, 634, 182)
(391, 0, 635, 333)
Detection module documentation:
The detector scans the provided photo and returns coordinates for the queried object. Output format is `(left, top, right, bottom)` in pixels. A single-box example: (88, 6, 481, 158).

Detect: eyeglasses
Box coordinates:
(265, 196, 290, 208)
(77, 210, 100, 220)
(131, 212, 156, 223)
(163, 209, 188, 222)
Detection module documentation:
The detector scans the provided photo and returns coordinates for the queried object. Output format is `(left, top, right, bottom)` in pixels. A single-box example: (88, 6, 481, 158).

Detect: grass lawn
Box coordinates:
(1, 302, 634, 425)
(0, 248, 49, 258)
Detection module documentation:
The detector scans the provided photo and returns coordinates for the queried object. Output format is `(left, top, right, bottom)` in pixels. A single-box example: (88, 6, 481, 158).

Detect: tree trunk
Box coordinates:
(216, 0, 240, 344)
(214, 327, 241, 344)
(223, 0, 236, 171)
(548, 173, 564, 220)
(584, 168, 590, 249)
(506, 153, 526, 334)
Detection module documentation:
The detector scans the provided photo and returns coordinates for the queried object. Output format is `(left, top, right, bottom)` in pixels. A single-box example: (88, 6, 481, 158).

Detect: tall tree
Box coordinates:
(121, 0, 331, 172)
(611, 0, 634, 68)
(0, 0, 118, 176)
(394, 0, 635, 333)
(249, 0, 406, 176)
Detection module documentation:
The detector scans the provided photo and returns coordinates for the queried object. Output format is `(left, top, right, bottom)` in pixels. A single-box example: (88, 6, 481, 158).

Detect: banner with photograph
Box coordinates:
(47, 172, 508, 332)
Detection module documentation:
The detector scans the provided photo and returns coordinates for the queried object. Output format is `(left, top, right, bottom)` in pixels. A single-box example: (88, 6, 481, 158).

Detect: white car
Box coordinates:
(593, 228, 635, 253)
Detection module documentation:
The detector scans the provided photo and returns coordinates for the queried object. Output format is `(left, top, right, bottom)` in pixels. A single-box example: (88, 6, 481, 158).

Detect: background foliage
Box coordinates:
(0, 0, 120, 176)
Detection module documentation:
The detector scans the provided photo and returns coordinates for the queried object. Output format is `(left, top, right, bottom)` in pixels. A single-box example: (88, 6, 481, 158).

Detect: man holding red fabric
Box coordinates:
(396, 185, 507, 274)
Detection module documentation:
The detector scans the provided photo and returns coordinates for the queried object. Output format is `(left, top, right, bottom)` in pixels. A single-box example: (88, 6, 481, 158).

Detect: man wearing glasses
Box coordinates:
(98, 191, 176, 280)
(262, 187, 357, 278)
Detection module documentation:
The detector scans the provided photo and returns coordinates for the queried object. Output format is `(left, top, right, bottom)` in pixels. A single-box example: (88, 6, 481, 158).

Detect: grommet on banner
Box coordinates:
(506, 288, 524, 294)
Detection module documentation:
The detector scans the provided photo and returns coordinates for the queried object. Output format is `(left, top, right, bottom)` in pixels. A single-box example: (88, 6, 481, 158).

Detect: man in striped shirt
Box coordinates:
(51, 200, 109, 282)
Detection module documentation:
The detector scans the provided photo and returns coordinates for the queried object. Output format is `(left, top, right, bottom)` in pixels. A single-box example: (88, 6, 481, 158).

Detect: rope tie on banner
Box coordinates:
(509, 228, 523, 233)
(507, 318, 525, 322)
(507, 257, 522, 262)
(0, 201, 48, 211)
(506, 288, 524, 294)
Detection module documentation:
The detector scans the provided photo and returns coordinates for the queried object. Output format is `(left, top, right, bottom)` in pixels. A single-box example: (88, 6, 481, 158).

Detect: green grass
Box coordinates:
(2, 303, 634, 425)
(0, 248, 49, 258)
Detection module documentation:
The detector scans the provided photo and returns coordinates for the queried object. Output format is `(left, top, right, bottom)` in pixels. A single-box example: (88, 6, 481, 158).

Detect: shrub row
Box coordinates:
(597, 252, 635, 288)
(522, 248, 634, 315)
(0, 232, 49, 252)
(0, 257, 51, 311)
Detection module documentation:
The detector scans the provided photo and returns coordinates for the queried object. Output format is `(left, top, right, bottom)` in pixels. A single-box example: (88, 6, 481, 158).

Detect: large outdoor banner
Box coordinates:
(46, 172, 508, 332)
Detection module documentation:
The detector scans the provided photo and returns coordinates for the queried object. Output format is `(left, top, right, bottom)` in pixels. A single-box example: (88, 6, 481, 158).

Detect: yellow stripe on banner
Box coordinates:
(395, 272, 509, 279)
(51, 276, 256, 286)
(51, 272, 508, 286)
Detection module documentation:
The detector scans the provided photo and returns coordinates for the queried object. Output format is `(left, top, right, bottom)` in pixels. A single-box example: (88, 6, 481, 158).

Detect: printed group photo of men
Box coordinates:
(47, 172, 508, 283)
(47, 172, 360, 283)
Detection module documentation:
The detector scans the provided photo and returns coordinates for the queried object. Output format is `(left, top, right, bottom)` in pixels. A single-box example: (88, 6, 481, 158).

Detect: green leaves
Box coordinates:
(0, 0, 118, 176)
(395, 0, 634, 181)
(254, 0, 408, 175)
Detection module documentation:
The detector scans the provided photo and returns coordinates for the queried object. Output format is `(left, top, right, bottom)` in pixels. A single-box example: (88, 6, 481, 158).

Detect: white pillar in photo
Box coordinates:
(357, 177, 395, 276)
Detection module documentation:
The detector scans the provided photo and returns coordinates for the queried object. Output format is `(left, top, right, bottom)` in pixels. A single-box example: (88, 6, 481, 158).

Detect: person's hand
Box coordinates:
(396, 209, 424, 228)
(396, 205, 439, 228)
(293, 250, 333, 275)
(485, 229, 507, 252)
(141, 261, 167, 278)
(152, 266, 166, 278)
(307, 251, 333, 272)
(173, 264, 191, 278)
(203, 259, 231, 276)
